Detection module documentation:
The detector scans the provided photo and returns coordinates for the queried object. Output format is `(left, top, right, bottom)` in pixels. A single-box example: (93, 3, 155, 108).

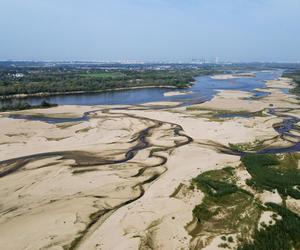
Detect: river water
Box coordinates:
(0, 70, 283, 107)
(4, 69, 300, 154)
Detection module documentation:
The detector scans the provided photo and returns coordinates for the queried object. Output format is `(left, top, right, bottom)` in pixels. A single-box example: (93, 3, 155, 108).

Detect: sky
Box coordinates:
(0, 0, 299, 62)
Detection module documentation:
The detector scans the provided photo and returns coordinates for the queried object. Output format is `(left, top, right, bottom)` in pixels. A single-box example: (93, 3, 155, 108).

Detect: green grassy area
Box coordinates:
(79, 72, 125, 78)
(229, 140, 265, 152)
(283, 70, 300, 94)
(186, 108, 265, 123)
(192, 191, 259, 232)
(191, 154, 300, 249)
(241, 153, 300, 199)
(238, 203, 300, 250)
(191, 167, 261, 245)
(192, 167, 239, 197)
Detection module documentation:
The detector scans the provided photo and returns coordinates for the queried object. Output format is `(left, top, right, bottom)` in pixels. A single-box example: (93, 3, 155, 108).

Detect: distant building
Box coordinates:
(8, 73, 24, 78)
(13, 73, 24, 78)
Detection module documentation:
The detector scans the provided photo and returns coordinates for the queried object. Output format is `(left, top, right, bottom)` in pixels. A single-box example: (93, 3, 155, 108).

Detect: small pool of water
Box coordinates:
(216, 113, 253, 119)
(7, 114, 89, 124)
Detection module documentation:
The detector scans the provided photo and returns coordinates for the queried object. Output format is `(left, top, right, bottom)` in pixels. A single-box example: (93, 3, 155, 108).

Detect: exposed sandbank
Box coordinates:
(163, 91, 193, 97)
(211, 73, 256, 80)
(0, 77, 299, 250)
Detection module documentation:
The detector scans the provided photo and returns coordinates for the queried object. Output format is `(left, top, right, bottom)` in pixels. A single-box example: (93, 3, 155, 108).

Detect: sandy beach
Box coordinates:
(0, 77, 299, 250)
(163, 91, 193, 97)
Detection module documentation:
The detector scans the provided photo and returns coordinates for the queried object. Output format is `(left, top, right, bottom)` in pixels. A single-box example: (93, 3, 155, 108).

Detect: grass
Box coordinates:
(241, 153, 300, 199)
(192, 191, 259, 231)
(192, 167, 239, 197)
(190, 167, 261, 242)
(190, 158, 300, 249)
(229, 140, 265, 152)
(185, 108, 265, 122)
(238, 203, 300, 250)
(79, 72, 126, 78)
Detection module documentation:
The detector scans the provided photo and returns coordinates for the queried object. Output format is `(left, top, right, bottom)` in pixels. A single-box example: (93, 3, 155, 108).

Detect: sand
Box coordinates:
(211, 73, 256, 80)
(163, 91, 193, 97)
(0, 77, 299, 250)
(187, 90, 268, 112)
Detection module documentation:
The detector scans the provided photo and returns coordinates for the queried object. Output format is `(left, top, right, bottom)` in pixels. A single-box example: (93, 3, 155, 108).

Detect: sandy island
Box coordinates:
(163, 91, 193, 97)
(211, 73, 256, 80)
(0, 77, 299, 250)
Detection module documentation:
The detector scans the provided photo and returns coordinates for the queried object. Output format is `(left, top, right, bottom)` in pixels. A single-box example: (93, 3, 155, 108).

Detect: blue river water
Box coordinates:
(2, 70, 283, 107)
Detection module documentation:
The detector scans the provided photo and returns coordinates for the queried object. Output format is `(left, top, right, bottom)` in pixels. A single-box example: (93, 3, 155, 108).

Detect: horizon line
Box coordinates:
(1, 60, 300, 65)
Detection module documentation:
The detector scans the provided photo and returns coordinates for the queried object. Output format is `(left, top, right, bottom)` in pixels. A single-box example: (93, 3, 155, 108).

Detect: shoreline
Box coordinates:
(0, 85, 193, 100)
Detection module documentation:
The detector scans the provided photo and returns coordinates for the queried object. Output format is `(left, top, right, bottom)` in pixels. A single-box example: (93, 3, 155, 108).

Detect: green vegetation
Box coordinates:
(0, 100, 57, 112)
(191, 153, 300, 249)
(0, 67, 218, 97)
(241, 153, 300, 199)
(186, 108, 265, 123)
(72, 168, 99, 174)
(229, 140, 265, 152)
(192, 167, 239, 197)
(79, 72, 126, 78)
(283, 70, 300, 94)
(228, 236, 234, 243)
(191, 167, 261, 242)
(238, 203, 300, 250)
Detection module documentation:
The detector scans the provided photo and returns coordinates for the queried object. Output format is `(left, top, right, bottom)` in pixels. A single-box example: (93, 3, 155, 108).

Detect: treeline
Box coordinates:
(283, 70, 300, 94)
(0, 68, 218, 96)
(238, 203, 300, 250)
(0, 100, 57, 112)
(242, 153, 300, 199)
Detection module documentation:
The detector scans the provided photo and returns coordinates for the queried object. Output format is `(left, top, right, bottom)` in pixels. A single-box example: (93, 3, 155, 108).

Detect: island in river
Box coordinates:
(0, 65, 300, 250)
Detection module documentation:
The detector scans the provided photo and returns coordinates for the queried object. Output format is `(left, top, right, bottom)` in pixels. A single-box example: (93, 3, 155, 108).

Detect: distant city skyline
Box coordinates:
(0, 0, 299, 62)
(1, 58, 299, 64)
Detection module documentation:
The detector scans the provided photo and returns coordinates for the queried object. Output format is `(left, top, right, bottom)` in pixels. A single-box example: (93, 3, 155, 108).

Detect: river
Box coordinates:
(0, 70, 283, 107)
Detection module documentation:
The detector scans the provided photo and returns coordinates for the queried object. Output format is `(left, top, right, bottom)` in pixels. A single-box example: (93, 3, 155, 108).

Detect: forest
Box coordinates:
(0, 66, 218, 97)
(283, 70, 300, 94)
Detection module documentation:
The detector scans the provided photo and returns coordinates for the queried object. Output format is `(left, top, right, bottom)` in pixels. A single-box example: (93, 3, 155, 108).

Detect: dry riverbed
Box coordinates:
(0, 77, 299, 250)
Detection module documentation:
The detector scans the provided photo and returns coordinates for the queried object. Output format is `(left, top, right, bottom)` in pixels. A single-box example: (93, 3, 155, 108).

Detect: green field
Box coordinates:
(191, 153, 300, 249)
(79, 72, 125, 78)
(242, 153, 300, 199)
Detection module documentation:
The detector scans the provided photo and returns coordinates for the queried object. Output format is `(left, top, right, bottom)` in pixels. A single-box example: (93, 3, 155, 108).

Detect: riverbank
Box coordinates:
(0, 65, 213, 99)
(0, 77, 299, 249)
(0, 70, 277, 107)
(0, 85, 180, 100)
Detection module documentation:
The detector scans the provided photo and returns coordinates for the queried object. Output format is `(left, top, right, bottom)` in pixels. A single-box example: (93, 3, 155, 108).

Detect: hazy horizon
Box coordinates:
(0, 0, 299, 62)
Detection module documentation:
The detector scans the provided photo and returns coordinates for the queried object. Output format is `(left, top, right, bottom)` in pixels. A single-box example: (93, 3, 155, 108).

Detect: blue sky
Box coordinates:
(0, 0, 299, 62)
